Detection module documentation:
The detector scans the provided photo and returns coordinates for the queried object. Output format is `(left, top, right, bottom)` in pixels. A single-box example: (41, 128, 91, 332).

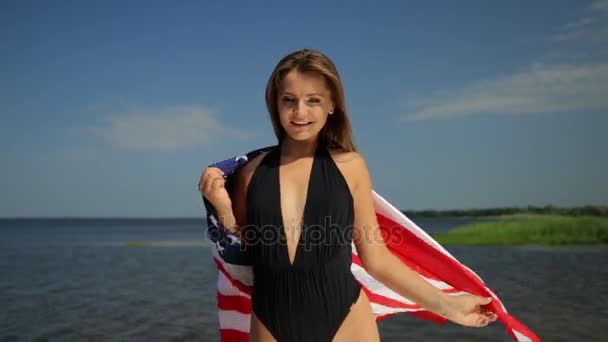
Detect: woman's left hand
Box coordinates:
(441, 294, 498, 328)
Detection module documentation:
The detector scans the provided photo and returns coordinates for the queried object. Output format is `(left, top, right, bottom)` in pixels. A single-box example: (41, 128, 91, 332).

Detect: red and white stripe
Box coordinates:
(212, 191, 541, 342)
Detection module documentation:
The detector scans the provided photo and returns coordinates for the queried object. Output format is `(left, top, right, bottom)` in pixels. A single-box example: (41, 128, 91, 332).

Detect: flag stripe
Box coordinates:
(218, 310, 250, 332)
(214, 257, 253, 296)
(218, 293, 252, 314)
(219, 329, 249, 342)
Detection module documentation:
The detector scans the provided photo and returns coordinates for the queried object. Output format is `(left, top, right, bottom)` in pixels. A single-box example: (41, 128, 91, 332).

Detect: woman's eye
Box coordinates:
(308, 98, 321, 104)
(282, 97, 295, 103)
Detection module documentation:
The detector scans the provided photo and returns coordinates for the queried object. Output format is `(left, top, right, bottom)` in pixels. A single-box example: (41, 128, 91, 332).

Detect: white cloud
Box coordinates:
(592, 0, 608, 12)
(402, 1, 608, 121)
(402, 63, 608, 121)
(90, 106, 250, 151)
(553, 0, 608, 43)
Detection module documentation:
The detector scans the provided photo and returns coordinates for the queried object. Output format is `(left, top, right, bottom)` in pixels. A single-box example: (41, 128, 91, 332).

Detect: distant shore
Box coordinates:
(431, 213, 608, 246)
(402, 205, 608, 218)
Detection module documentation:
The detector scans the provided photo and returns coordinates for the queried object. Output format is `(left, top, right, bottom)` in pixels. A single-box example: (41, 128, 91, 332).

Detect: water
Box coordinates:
(1, 218, 607, 341)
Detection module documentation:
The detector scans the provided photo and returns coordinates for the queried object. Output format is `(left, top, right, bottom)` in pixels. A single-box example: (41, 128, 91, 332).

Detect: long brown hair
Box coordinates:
(265, 49, 357, 152)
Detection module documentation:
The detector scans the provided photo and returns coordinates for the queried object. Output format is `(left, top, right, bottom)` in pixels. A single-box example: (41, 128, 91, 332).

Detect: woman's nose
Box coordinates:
(292, 100, 304, 114)
(296, 99, 307, 114)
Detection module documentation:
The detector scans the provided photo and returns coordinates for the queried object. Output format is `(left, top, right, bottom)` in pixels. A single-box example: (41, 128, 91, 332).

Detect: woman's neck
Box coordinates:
(280, 137, 319, 159)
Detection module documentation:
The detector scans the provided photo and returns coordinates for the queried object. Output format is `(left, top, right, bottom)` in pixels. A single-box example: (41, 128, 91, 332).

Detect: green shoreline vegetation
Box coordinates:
(431, 214, 608, 246)
(402, 205, 608, 218)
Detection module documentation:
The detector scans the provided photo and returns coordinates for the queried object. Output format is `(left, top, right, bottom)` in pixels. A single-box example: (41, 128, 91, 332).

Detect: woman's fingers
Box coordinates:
(204, 174, 219, 195)
(211, 176, 225, 192)
(199, 170, 208, 192)
(476, 314, 489, 327)
(199, 169, 212, 192)
(200, 168, 227, 202)
(476, 311, 497, 327)
(200, 168, 223, 194)
(201, 171, 212, 194)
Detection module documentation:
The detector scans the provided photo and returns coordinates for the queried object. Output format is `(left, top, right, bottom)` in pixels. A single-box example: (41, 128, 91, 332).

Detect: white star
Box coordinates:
(209, 214, 218, 226)
(216, 240, 225, 253)
(227, 234, 241, 245)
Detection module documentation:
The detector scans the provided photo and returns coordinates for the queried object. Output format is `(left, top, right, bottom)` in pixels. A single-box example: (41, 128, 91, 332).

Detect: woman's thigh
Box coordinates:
(249, 290, 379, 342)
(332, 290, 380, 342)
(249, 312, 276, 342)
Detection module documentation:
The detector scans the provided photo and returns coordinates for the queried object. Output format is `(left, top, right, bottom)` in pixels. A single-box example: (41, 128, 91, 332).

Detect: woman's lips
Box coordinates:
(291, 121, 312, 127)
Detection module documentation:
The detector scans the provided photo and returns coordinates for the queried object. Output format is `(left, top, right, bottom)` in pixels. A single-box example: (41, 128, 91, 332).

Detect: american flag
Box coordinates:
(202, 147, 541, 342)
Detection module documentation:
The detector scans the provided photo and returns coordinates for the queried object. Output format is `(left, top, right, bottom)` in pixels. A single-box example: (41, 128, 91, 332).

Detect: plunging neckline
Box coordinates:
(276, 144, 320, 267)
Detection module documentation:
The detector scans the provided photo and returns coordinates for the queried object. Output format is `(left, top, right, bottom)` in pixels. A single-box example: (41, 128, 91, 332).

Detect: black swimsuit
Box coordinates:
(245, 143, 361, 342)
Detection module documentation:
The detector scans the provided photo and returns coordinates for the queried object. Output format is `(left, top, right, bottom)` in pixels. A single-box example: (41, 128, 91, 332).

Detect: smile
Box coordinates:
(291, 121, 313, 126)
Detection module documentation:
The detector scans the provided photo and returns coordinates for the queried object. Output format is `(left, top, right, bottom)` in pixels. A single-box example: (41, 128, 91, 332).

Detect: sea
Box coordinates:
(1, 217, 607, 341)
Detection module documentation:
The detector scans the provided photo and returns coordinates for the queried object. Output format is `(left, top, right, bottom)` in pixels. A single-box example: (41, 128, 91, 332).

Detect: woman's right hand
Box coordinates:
(199, 167, 232, 212)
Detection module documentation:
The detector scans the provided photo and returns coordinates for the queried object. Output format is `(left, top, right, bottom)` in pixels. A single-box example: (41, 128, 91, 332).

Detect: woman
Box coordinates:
(200, 49, 497, 342)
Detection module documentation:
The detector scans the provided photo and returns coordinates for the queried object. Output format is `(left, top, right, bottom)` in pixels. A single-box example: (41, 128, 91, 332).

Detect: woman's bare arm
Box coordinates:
(346, 152, 497, 327)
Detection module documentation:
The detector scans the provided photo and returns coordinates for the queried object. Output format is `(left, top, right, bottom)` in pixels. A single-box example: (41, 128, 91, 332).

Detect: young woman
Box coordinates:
(200, 49, 497, 342)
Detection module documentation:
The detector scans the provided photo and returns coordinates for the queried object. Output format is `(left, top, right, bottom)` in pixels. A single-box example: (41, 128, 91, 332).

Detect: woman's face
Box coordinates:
(277, 69, 335, 143)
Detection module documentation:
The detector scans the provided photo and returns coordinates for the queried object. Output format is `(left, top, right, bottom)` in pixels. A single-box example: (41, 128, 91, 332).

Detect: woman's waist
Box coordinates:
(252, 261, 361, 304)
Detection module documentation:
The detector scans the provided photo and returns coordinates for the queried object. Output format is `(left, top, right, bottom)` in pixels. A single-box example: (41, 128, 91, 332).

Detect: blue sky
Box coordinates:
(1, 0, 607, 217)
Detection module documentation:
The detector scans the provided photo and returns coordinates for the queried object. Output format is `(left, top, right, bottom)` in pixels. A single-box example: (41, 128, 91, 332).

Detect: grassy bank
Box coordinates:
(431, 214, 608, 246)
(403, 205, 608, 218)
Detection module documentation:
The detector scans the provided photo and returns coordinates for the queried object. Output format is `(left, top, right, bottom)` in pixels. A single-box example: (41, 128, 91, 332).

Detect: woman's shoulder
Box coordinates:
(327, 148, 370, 191)
(328, 148, 367, 169)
